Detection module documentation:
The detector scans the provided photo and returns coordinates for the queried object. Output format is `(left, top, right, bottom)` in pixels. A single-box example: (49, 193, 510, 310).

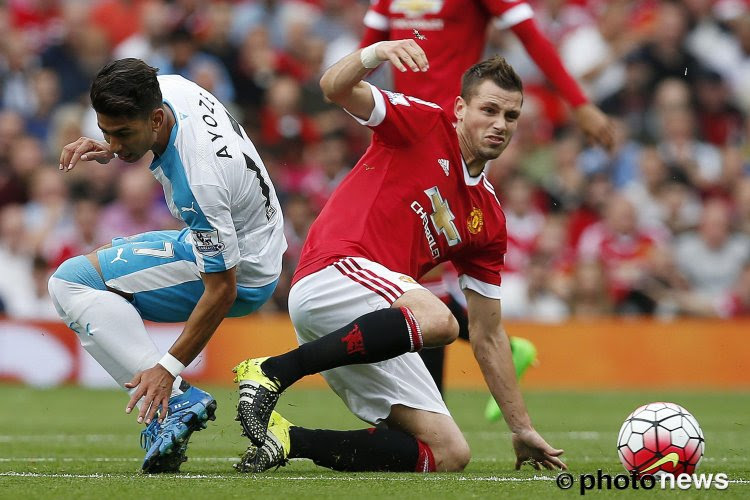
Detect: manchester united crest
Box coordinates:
(467, 208, 483, 234)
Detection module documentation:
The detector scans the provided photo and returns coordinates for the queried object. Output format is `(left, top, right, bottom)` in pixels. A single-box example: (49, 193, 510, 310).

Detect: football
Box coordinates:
(616, 402, 705, 475)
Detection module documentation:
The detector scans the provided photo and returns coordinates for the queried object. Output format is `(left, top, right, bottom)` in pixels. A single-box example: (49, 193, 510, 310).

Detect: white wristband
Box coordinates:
(158, 353, 186, 378)
(360, 42, 384, 69)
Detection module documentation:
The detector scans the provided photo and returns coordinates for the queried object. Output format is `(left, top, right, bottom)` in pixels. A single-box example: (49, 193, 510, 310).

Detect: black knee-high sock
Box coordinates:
(288, 426, 435, 472)
(262, 307, 422, 391)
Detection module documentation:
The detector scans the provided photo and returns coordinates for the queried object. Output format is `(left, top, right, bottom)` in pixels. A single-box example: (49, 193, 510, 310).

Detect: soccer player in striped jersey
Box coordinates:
(48, 59, 286, 473)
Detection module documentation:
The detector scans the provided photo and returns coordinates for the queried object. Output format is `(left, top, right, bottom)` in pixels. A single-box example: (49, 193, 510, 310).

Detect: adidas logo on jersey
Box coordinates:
(438, 159, 450, 176)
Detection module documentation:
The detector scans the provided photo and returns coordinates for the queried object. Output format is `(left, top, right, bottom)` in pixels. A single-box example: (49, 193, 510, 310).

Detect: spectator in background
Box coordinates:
(500, 175, 547, 316)
(657, 106, 723, 193)
(282, 193, 315, 269)
(0, 204, 35, 317)
(622, 147, 683, 236)
(579, 118, 642, 189)
(9, 135, 46, 195)
(47, 196, 103, 269)
(599, 52, 653, 142)
(658, 180, 703, 236)
(97, 167, 176, 244)
(630, 1, 707, 94)
(0, 110, 28, 207)
(259, 75, 320, 154)
(569, 260, 612, 318)
(564, 171, 613, 249)
(10, 255, 58, 319)
(674, 198, 750, 303)
(23, 166, 74, 257)
(153, 26, 235, 103)
(114, 0, 171, 64)
(558, 0, 636, 104)
(541, 134, 587, 216)
(503, 174, 547, 257)
(578, 194, 658, 314)
(646, 77, 692, 143)
(301, 132, 353, 211)
(24, 69, 62, 142)
(232, 26, 279, 119)
(693, 69, 745, 146)
(0, 30, 41, 116)
(40, 3, 110, 104)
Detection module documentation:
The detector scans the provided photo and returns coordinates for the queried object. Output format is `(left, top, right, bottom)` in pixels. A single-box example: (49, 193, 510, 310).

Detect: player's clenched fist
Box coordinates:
(59, 136, 114, 171)
(364, 39, 429, 73)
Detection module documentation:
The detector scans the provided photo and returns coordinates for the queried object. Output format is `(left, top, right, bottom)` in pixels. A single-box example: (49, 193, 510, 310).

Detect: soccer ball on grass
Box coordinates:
(616, 402, 704, 475)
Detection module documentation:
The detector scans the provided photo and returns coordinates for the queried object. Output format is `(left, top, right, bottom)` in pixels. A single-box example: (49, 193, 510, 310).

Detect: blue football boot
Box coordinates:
(141, 386, 217, 473)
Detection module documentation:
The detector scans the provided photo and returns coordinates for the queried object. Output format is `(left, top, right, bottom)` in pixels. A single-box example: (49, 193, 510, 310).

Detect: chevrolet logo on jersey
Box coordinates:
(392, 0, 443, 17)
(424, 186, 461, 246)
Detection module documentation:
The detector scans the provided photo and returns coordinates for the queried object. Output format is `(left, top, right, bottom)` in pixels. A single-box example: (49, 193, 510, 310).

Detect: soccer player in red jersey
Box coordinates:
(233, 39, 566, 473)
(361, 0, 614, 402)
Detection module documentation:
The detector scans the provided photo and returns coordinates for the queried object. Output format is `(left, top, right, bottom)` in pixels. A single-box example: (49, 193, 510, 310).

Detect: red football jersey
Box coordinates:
(293, 85, 508, 297)
(363, 0, 533, 111)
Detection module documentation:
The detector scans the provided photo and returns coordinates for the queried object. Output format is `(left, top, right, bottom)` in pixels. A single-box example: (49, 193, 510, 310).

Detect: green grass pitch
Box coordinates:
(0, 385, 747, 499)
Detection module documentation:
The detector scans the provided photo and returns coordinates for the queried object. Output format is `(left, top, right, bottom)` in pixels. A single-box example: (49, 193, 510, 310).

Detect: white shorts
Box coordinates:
(288, 257, 451, 425)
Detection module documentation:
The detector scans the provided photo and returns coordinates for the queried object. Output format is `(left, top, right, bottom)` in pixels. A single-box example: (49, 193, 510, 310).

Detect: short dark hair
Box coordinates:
(90, 58, 162, 119)
(460, 56, 523, 102)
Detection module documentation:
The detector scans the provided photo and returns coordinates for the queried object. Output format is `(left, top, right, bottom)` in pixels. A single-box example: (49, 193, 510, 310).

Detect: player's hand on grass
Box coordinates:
(572, 103, 615, 152)
(512, 428, 567, 471)
(376, 39, 429, 73)
(59, 136, 115, 171)
(124, 364, 175, 425)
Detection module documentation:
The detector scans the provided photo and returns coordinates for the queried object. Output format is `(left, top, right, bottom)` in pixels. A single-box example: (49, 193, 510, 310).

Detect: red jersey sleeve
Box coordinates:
(346, 84, 444, 147)
(509, 18, 589, 107)
(481, 0, 534, 28)
(453, 236, 506, 299)
(362, 0, 391, 45)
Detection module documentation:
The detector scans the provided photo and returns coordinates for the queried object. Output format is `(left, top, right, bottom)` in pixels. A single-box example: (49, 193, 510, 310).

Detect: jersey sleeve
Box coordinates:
(187, 184, 241, 274)
(361, 0, 390, 45)
(453, 239, 505, 300)
(509, 18, 589, 107)
(345, 83, 444, 147)
(482, 0, 534, 29)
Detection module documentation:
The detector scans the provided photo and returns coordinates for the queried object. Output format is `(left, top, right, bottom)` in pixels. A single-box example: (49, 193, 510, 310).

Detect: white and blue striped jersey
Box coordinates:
(150, 75, 286, 287)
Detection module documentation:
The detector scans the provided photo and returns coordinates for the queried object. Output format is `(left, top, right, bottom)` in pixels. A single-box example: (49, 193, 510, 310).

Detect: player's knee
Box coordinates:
(434, 434, 471, 472)
(49, 255, 106, 313)
(428, 308, 459, 346)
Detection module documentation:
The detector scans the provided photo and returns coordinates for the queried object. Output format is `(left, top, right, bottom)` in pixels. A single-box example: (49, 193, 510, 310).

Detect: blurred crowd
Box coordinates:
(1, 0, 750, 322)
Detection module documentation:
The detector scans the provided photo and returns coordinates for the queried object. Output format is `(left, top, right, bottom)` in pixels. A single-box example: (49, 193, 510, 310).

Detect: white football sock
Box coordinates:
(48, 277, 184, 400)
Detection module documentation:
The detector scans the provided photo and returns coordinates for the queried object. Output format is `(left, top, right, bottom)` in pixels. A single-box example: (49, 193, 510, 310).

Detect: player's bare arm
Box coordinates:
(125, 267, 237, 424)
(320, 39, 429, 121)
(573, 102, 615, 151)
(464, 289, 566, 470)
(59, 136, 115, 171)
